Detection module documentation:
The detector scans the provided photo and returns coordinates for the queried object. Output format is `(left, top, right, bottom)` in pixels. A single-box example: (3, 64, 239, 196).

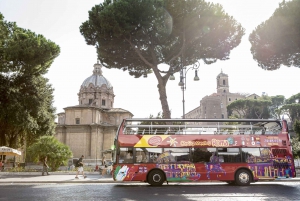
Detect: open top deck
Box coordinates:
(120, 118, 286, 135)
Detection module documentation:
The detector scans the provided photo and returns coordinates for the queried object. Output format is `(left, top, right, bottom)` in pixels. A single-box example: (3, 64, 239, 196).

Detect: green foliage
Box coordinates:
(294, 120, 300, 139)
(0, 13, 60, 147)
(291, 136, 300, 159)
(80, 0, 245, 118)
(227, 98, 271, 119)
(280, 93, 300, 123)
(269, 95, 285, 119)
(0, 13, 60, 74)
(249, 0, 300, 70)
(27, 136, 72, 171)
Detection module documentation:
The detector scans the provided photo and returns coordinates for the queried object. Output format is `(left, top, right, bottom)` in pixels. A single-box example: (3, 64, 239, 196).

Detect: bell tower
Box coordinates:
(216, 69, 229, 93)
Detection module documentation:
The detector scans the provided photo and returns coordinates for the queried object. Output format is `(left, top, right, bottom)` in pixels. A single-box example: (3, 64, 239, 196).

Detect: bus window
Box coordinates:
(241, 148, 271, 163)
(164, 148, 190, 162)
(192, 148, 216, 163)
(148, 148, 163, 162)
(134, 148, 163, 163)
(135, 148, 150, 163)
(218, 148, 241, 163)
(119, 148, 133, 163)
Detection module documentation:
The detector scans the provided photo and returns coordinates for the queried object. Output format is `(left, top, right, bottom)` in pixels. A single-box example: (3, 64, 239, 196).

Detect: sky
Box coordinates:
(1, 0, 299, 120)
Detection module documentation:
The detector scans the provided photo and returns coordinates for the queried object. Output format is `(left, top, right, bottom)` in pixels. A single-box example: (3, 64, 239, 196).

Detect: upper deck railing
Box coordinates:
(119, 118, 285, 136)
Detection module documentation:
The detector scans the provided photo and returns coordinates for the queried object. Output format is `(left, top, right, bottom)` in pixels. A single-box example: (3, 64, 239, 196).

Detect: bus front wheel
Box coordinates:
(235, 169, 251, 186)
(148, 170, 165, 186)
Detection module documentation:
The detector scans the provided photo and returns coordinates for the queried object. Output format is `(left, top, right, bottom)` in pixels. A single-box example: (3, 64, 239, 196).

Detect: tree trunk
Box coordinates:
(157, 81, 171, 119)
(152, 66, 171, 119)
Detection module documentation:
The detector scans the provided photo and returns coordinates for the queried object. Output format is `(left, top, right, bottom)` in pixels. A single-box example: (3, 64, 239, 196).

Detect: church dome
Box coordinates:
(78, 62, 114, 109)
(81, 62, 112, 89)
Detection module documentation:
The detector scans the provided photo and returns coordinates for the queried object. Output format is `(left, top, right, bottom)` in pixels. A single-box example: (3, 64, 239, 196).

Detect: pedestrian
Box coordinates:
(0, 161, 2, 172)
(75, 155, 87, 179)
(42, 156, 50, 176)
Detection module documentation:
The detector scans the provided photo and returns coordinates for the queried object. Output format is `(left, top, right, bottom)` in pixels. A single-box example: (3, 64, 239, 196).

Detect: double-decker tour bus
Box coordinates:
(112, 118, 296, 186)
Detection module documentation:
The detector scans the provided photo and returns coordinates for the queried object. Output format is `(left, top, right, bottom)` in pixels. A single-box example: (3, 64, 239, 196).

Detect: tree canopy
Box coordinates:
(27, 136, 72, 171)
(269, 95, 285, 119)
(249, 0, 300, 70)
(80, 0, 245, 118)
(0, 13, 60, 147)
(227, 98, 271, 119)
(280, 92, 300, 123)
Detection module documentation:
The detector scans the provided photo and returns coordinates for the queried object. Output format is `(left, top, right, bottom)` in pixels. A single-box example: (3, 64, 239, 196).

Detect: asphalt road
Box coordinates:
(0, 181, 299, 201)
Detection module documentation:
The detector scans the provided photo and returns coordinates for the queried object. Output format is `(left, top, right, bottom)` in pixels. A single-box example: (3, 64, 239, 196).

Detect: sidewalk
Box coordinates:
(0, 172, 115, 183)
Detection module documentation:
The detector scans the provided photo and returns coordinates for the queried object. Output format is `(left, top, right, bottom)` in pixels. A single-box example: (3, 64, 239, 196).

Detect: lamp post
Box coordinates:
(170, 61, 200, 118)
(296, 99, 299, 120)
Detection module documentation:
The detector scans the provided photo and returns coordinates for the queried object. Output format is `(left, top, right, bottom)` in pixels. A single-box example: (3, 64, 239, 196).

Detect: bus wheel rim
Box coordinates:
(153, 174, 161, 182)
(239, 172, 249, 183)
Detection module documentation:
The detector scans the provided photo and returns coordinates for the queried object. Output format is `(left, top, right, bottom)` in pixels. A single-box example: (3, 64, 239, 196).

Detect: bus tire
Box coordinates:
(148, 170, 165, 186)
(235, 169, 251, 186)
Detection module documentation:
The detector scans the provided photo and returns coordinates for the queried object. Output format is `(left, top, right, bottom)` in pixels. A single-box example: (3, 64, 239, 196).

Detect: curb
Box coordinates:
(0, 181, 118, 184)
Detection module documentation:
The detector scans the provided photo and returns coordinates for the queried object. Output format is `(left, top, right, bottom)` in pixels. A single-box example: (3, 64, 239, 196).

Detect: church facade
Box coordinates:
(55, 62, 133, 160)
(185, 70, 259, 123)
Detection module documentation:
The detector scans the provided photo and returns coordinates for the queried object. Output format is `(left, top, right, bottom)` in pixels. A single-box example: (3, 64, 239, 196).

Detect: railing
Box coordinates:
(122, 119, 283, 135)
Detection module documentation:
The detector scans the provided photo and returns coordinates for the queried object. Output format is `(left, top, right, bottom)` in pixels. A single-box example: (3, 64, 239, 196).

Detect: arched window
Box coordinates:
(223, 90, 226, 93)
(229, 98, 231, 101)
(223, 80, 226, 85)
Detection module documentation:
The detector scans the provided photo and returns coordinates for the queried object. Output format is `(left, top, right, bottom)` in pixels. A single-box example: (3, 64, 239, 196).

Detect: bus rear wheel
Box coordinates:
(148, 170, 165, 186)
(235, 169, 251, 186)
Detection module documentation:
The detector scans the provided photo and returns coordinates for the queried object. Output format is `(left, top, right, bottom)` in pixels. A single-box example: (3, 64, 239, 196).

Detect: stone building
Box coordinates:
(55, 62, 133, 160)
(185, 70, 259, 123)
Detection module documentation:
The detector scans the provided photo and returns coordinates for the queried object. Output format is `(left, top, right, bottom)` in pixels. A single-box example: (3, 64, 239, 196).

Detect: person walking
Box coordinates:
(75, 155, 87, 179)
(0, 161, 3, 172)
(42, 156, 50, 176)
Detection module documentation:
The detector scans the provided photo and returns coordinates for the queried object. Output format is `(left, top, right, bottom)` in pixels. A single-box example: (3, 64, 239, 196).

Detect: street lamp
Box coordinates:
(170, 61, 200, 118)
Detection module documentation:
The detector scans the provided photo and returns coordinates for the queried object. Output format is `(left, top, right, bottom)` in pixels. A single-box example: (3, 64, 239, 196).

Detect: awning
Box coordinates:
(0, 146, 22, 156)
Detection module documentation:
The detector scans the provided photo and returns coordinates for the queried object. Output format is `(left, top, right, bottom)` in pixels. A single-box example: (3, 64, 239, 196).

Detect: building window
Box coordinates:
(75, 118, 80, 124)
(222, 114, 224, 119)
(102, 99, 106, 106)
(254, 96, 257, 99)
(89, 99, 93, 104)
(111, 101, 113, 107)
(229, 98, 231, 101)
(223, 90, 226, 93)
(223, 80, 226, 85)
